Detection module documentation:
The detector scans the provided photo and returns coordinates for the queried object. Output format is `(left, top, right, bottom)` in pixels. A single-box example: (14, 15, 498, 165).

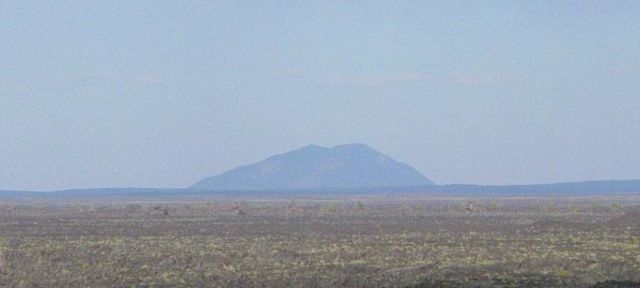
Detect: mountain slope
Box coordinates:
(191, 143, 434, 190)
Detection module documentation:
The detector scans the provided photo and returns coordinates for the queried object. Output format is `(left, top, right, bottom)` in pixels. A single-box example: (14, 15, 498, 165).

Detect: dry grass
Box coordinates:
(0, 196, 639, 287)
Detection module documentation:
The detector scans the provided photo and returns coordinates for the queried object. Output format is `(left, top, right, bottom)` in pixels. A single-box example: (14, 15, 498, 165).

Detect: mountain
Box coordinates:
(190, 143, 435, 190)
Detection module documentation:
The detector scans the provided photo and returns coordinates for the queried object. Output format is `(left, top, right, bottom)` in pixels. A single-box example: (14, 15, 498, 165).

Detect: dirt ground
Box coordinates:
(1, 195, 639, 287)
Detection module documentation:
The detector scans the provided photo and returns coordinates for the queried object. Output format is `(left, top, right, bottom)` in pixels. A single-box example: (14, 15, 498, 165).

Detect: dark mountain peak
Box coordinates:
(329, 143, 387, 159)
(267, 144, 328, 161)
(191, 144, 434, 190)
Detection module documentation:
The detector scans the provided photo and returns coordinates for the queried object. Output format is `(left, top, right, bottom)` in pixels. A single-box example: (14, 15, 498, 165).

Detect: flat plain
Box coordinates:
(1, 195, 639, 287)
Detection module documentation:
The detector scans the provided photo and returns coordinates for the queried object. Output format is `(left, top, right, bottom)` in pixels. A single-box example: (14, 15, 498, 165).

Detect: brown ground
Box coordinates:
(0, 195, 639, 287)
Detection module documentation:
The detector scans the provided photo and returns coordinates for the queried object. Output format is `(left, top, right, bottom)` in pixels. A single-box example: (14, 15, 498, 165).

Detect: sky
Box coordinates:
(1, 1, 640, 190)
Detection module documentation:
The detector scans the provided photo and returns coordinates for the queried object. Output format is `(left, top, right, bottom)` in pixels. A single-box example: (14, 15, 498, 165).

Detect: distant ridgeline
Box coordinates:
(2, 144, 640, 198)
(345, 179, 640, 196)
(2, 180, 640, 198)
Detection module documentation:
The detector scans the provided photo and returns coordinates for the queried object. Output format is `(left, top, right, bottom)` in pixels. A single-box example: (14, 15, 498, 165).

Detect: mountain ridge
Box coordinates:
(2, 179, 640, 198)
(190, 143, 435, 190)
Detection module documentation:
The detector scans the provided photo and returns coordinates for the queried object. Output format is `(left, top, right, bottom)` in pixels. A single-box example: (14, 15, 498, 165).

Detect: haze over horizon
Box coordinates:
(2, 1, 640, 190)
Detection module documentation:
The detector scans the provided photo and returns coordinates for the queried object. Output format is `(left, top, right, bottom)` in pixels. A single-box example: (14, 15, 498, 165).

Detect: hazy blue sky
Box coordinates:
(2, 1, 640, 190)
